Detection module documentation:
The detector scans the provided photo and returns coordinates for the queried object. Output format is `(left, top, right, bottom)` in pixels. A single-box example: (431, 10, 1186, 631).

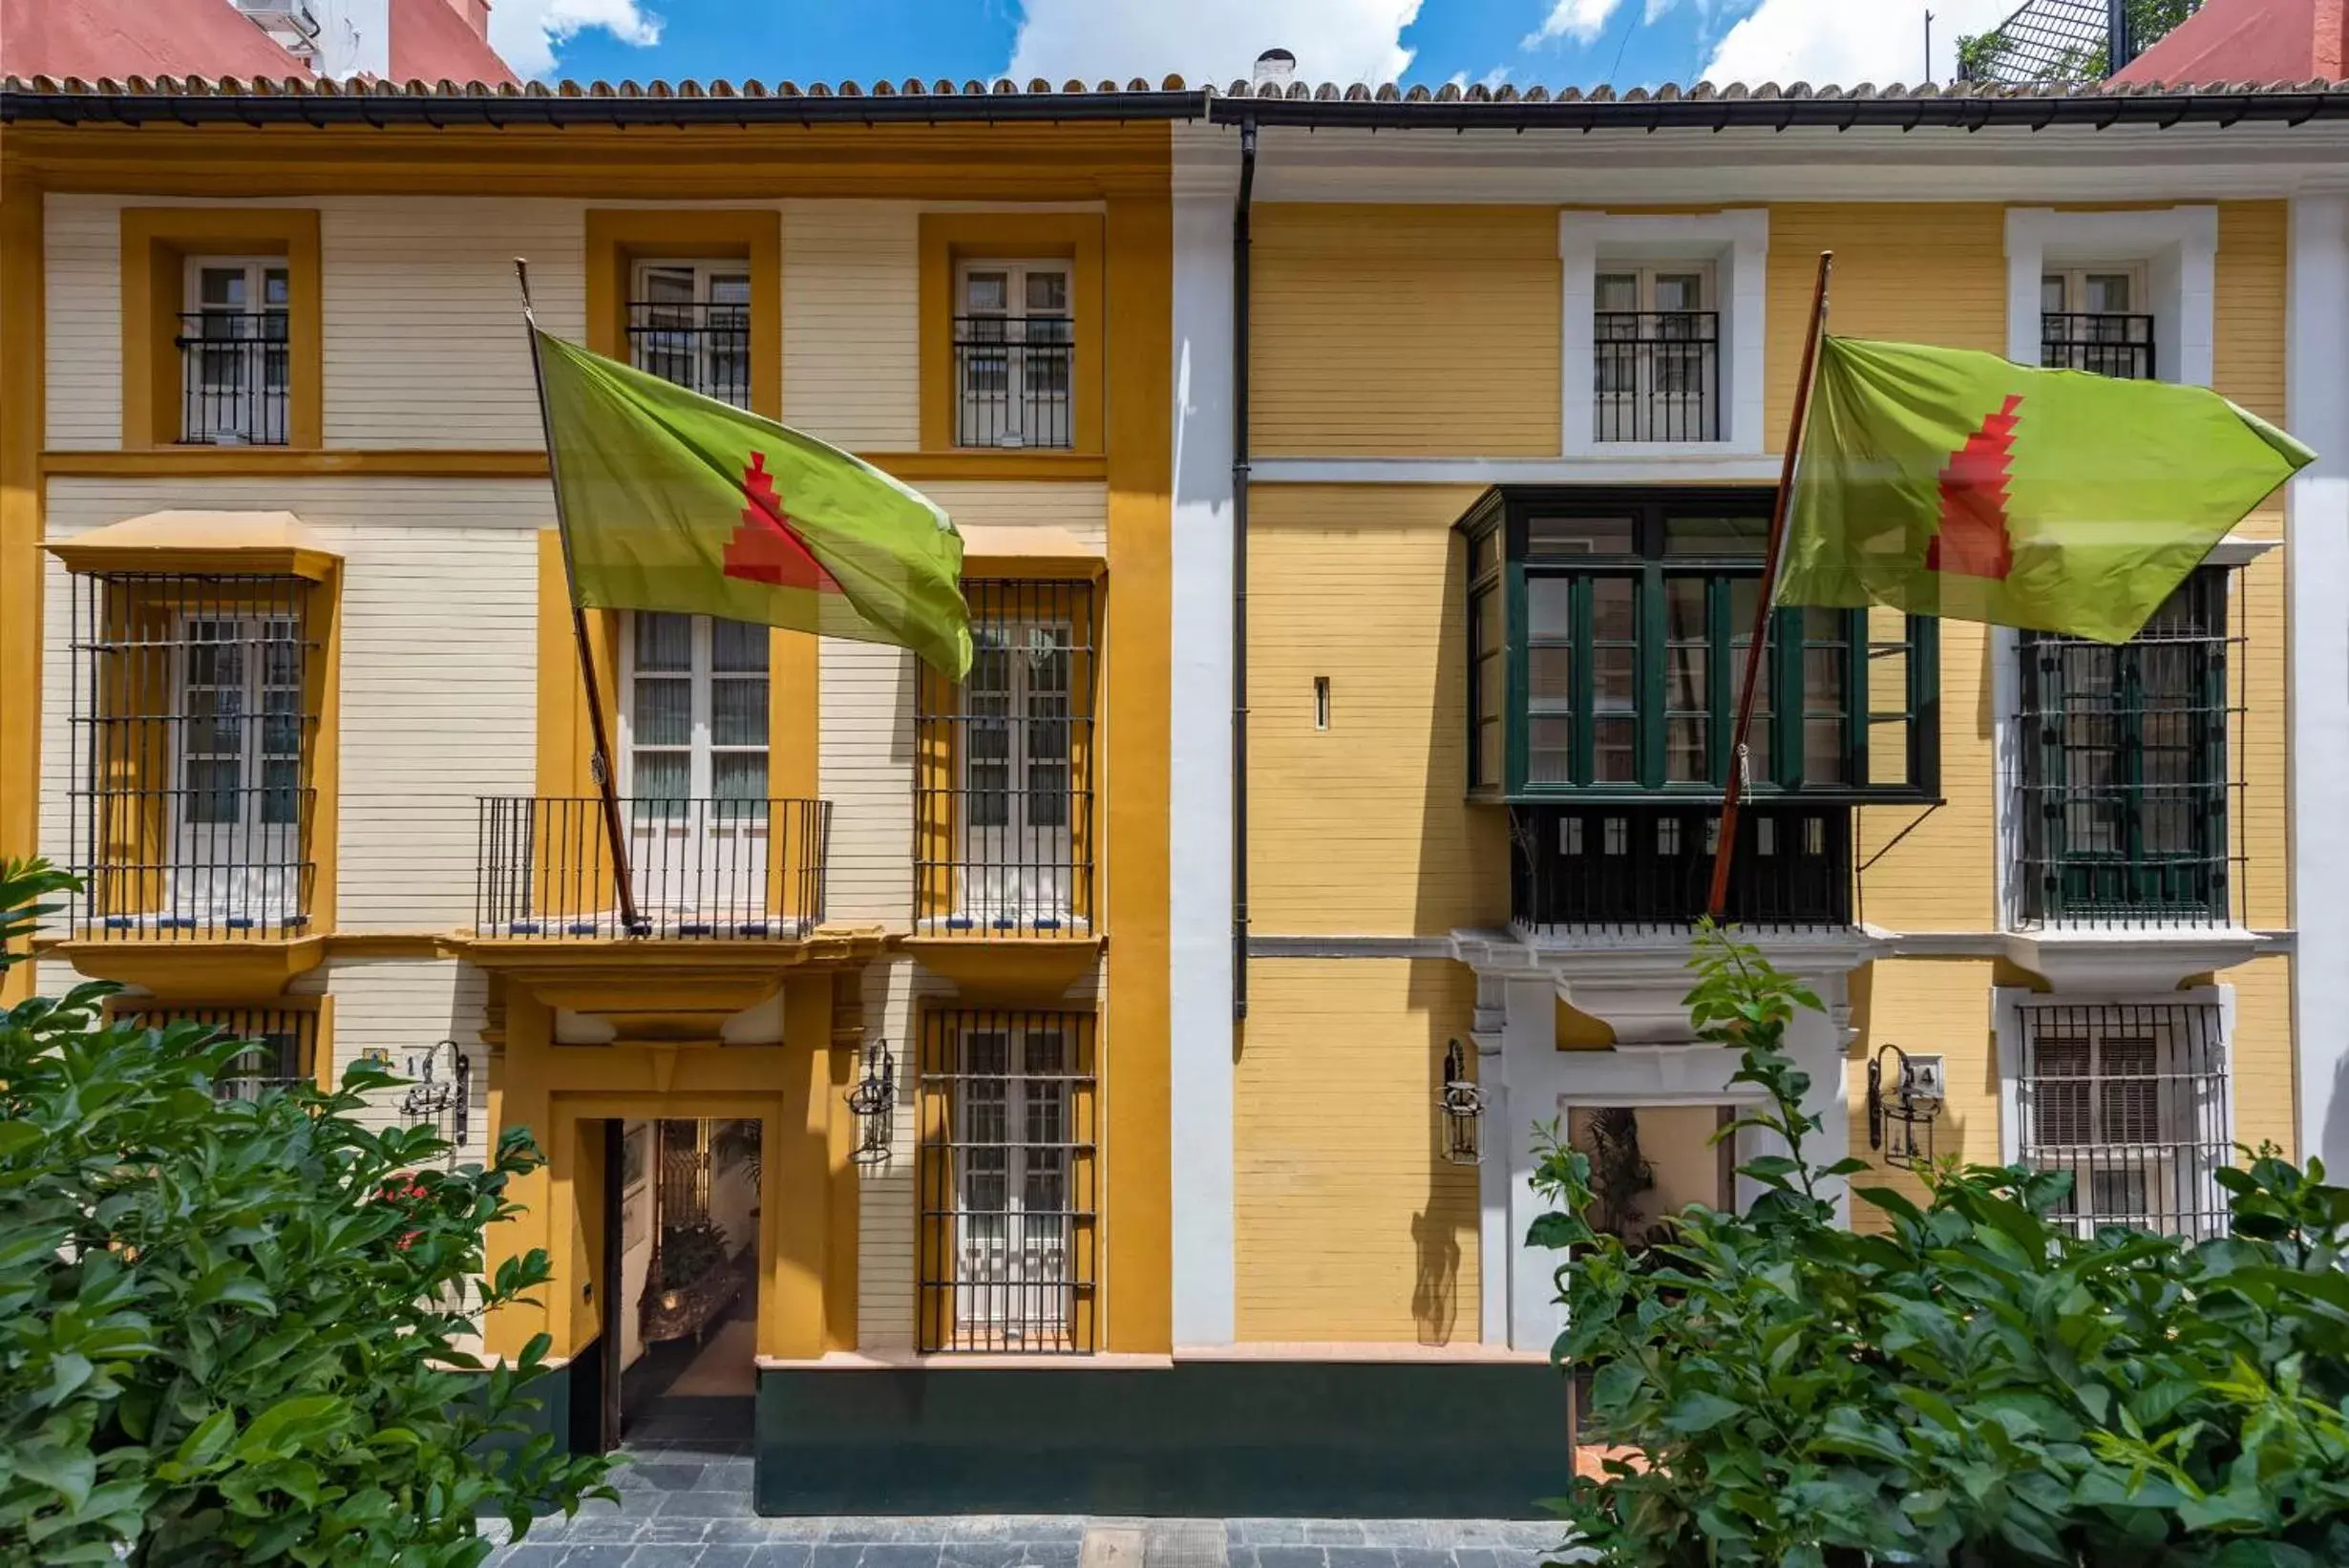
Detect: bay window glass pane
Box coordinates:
(1665, 517, 1767, 557)
(1804, 718, 1846, 784)
(1591, 578, 1637, 642)
(1529, 517, 1635, 557)
(1667, 719, 1707, 782)
(1530, 717, 1572, 784)
(1595, 719, 1636, 783)
(1529, 646, 1574, 705)
(1528, 578, 1573, 637)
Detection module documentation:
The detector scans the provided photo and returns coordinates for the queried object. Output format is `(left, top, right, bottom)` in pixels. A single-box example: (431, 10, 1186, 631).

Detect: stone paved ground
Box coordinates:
(482, 1436, 1579, 1568)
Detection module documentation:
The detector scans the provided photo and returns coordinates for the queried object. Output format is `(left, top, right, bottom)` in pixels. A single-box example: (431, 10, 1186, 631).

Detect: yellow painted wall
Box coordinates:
(1842, 957, 2000, 1227)
(1246, 484, 1510, 938)
(1249, 204, 1561, 456)
(1, 157, 42, 1004)
(1235, 959, 1481, 1343)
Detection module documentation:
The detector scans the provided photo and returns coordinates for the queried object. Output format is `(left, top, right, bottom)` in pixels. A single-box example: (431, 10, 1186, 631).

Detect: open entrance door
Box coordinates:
(592, 1117, 762, 1450)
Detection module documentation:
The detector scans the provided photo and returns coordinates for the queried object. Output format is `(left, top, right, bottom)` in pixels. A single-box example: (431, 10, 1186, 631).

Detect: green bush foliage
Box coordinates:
(1535, 925, 2349, 1567)
(0, 859, 615, 1564)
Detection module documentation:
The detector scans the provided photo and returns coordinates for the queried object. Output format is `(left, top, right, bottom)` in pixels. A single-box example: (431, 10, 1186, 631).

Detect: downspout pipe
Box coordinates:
(1233, 116, 1258, 1023)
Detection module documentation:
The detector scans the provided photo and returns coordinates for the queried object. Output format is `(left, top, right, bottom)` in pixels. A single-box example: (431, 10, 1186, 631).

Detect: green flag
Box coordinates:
(1778, 335, 2314, 645)
(534, 327, 973, 679)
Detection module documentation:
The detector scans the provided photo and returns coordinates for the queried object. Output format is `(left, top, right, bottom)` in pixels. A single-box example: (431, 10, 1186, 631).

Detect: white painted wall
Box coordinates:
(1168, 151, 1238, 1349)
(2291, 193, 2349, 1174)
(44, 195, 121, 449)
(293, 954, 491, 1162)
(782, 201, 921, 451)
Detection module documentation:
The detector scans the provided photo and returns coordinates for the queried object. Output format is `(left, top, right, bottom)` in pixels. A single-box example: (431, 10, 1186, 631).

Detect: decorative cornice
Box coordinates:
(2001, 927, 2271, 992)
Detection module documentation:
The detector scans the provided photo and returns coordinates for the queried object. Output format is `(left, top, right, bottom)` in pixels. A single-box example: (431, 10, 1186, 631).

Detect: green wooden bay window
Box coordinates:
(1461, 488, 1940, 804)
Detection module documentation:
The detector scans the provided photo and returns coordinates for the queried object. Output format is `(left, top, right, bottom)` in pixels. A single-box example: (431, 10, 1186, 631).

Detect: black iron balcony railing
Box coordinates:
(175, 312, 290, 445)
(626, 300, 751, 409)
(1510, 803, 1852, 930)
(1594, 311, 1722, 443)
(2042, 312, 2155, 380)
(953, 316, 1074, 450)
(475, 795, 830, 940)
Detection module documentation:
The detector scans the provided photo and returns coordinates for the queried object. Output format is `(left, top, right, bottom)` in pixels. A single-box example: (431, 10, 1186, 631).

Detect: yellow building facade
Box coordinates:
(8, 69, 2349, 1517)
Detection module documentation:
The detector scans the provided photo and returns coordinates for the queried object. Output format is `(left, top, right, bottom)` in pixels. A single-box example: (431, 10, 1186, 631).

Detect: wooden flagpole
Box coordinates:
(515, 259, 645, 937)
(1707, 250, 1833, 922)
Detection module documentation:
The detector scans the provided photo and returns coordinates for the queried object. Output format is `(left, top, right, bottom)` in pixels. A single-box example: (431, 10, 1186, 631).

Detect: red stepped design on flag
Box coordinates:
(1926, 393, 2023, 581)
(724, 451, 843, 593)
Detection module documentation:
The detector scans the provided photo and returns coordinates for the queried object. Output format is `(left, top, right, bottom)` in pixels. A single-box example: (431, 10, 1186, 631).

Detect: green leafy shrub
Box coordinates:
(0, 859, 615, 1564)
(1534, 924, 2349, 1567)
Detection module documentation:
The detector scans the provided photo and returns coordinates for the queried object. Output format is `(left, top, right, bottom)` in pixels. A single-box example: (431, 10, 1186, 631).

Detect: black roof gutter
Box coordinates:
(0, 87, 1213, 129)
(1205, 87, 2349, 132)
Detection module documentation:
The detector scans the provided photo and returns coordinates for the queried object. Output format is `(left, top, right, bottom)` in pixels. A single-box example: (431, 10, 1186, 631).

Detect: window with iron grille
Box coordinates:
(1594, 264, 1721, 443)
(628, 261, 752, 409)
(2015, 1003, 2230, 1240)
(914, 580, 1096, 937)
(66, 571, 320, 940)
(2016, 570, 2239, 926)
(2042, 268, 2155, 381)
(918, 1008, 1096, 1353)
(118, 1005, 318, 1102)
(1460, 489, 1938, 803)
(954, 261, 1074, 450)
(178, 257, 291, 445)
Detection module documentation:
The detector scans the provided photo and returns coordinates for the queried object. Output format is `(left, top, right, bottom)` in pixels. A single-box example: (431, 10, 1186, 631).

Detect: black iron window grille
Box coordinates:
(475, 795, 829, 940)
(953, 315, 1074, 450)
(116, 1005, 316, 1101)
(176, 311, 291, 445)
(915, 580, 1096, 937)
(66, 571, 319, 941)
(1510, 802, 1851, 929)
(2042, 312, 2155, 380)
(626, 277, 752, 410)
(1595, 311, 1722, 442)
(918, 1008, 1097, 1354)
(1462, 493, 1939, 804)
(2016, 1003, 2230, 1241)
(2016, 570, 2241, 927)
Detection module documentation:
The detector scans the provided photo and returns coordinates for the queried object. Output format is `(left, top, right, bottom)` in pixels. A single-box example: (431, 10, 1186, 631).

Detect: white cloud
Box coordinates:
(1524, 0, 1628, 47)
(1704, 0, 2013, 86)
(1643, 0, 1678, 21)
(488, 0, 663, 81)
(1447, 64, 1514, 89)
(1005, 0, 1421, 89)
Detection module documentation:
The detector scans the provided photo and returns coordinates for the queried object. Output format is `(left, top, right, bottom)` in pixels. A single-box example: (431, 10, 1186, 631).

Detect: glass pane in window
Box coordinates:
(709, 272, 751, 307)
(1529, 717, 1572, 784)
(2084, 273, 2133, 314)
(1665, 517, 1767, 556)
(967, 762, 1011, 828)
(1804, 717, 1846, 784)
(1664, 646, 1706, 711)
(1664, 577, 1705, 638)
(184, 758, 241, 823)
(200, 266, 249, 308)
(711, 619, 769, 673)
(1476, 721, 1502, 787)
(2041, 273, 2067, 313)
(631, 751, 688, 801)
(712, 752, 768, 802)
(2100, 1037, 2161, 1144)
(633, 612, 692, 672)
(1527, 578, 1573, 638)
(188, 687, 243, 755)
(1667, 719, 1707, 782)
(1595, 273, 1640, 312)
(639, 265, 695, 307)
(1026, 764, 1071, 827)
(1529, 517, 1636, 557)
(1592, 647, 1636, 713)
(1653, 272, 1704, 312)
(964, 271, 1008, 313)
(1591, 579, 1637, 643)
(710, 677, 769, 746)
(1471, 585, 1501, 654)
(1529, 646, 1573, 707)
(1595, 719, 1636, 783)
(1026, 270, 1069, 313)
(632, 677, 690, 746)
(261, 758, 300, 825)
(1468, 529, 1495, 582)
(262, 689, 302, 756)
(1804, 646, 1847, 710)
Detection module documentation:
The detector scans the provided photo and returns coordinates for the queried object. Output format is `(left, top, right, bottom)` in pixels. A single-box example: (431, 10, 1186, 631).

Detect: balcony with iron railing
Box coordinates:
(1509, 802, 1852, 937)
(953, 316, 1074, 450)
(474, 795, 830, 940)
(175, 312, 290, 445)
(627, 300, 751, 409)
(2041, 312, 2155, 380)
(1594, 311, 1722, 443)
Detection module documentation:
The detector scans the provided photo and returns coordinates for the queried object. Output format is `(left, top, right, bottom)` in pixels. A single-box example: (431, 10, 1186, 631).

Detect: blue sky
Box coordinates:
(491, 0, 2019, 96)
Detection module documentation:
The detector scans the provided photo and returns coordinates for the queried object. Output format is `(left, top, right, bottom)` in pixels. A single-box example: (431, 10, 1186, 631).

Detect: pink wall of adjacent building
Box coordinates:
(2, 0, 518, 85)
(2114, 0, 2348, 83)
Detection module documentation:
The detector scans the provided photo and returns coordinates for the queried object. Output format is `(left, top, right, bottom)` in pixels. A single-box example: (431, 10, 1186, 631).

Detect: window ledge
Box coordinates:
(900, 933, 1103, 1001)
(2001, 926, 2269, 992)
(51, 935, 328, 1005)
(872, 450, 1106, 483)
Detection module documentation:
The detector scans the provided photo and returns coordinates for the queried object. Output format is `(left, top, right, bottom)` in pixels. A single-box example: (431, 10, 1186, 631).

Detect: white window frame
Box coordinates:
(1993, 986, 2236, 1239)
(628, 259, 753, 408)
(953, 257, 1074, 451)
(1560, 209, 1768, 457)
(180, 255, 291, 445)
(617, 610, 770, 805)
(2006, 206, 2215, 388)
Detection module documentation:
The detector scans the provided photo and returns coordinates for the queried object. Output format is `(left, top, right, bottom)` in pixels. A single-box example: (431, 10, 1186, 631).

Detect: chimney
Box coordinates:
(1253, 48, 1297, 90)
